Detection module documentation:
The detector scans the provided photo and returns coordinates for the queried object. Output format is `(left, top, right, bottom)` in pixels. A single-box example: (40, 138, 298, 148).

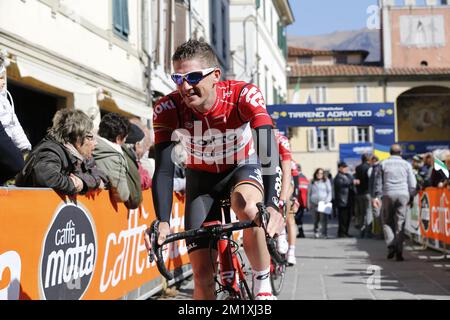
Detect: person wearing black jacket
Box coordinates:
(0, 121, 24, 185)
(354, 153, 372, 238)
(16, 109, 107, 195)
(334, 162, 355, 238)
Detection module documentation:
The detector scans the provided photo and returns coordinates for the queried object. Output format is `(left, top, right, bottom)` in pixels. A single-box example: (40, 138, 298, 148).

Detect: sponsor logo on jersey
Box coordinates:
(240, 86, 266, 109)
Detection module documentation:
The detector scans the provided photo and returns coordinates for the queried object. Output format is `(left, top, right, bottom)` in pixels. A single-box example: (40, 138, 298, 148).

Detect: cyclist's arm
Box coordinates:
(152, 141, 175, 223)
(280, 159, 292, 202)
(253, 125, 281, 211)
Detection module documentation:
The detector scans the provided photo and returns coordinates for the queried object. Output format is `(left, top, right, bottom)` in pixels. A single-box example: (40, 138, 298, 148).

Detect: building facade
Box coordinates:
(286, 0, 450, 179)
(0, 0, 225, 147)
(229, 0, 294, 104)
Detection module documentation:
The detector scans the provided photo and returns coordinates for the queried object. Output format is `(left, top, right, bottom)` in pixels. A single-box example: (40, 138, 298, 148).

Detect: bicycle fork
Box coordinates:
(217, 235, 242, 294)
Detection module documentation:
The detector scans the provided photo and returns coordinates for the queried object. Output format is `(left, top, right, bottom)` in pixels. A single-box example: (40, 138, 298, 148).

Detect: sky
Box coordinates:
(287, 0, 381, 36)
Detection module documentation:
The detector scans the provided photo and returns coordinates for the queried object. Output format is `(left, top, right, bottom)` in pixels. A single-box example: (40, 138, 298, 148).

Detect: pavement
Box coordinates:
(151, 213, 450, 300)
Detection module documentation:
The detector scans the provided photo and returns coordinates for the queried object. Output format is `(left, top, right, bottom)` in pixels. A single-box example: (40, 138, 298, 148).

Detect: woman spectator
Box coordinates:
(16, 109, 107, 195)
(308, 168, 333, 239)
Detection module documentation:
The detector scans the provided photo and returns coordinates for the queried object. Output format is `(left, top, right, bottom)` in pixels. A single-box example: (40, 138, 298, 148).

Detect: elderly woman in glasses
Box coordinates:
(16, 109, 108, 195)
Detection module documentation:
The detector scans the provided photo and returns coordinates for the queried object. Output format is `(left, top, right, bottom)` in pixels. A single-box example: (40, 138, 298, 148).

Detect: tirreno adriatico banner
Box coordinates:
(268, 103, 396, 160)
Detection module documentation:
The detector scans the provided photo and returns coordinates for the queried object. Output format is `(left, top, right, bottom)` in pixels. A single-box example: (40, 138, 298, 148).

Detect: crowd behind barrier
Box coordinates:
(0, 188, 191, 300)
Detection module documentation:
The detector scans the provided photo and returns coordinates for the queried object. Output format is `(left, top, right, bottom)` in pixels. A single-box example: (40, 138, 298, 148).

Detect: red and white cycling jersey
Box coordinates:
(275, 131, 292, 162)
(153, 80, 273, 173)
(291, 160, 299, 177)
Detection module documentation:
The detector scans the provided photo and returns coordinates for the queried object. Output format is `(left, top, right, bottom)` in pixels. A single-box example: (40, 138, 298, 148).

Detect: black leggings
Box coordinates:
(184, 164, 264, 253)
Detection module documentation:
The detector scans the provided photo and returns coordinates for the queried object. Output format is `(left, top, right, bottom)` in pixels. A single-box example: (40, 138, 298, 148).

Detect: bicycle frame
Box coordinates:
(149, 202, 282, 299)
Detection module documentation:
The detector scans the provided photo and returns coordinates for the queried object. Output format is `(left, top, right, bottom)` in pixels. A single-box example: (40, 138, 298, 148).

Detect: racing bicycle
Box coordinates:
(148, 201, 285, 300)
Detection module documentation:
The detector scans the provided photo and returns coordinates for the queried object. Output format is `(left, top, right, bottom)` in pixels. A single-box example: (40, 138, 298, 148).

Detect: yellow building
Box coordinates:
(286, 2, 450, 179)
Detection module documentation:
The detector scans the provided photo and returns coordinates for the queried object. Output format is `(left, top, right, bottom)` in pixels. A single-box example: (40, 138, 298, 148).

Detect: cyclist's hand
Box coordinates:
(266, 206, 284, 238)
(157, 221, 170, 245)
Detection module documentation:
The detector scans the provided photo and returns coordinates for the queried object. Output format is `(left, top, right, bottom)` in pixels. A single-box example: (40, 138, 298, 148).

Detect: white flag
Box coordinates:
(434, 158, 449, 179)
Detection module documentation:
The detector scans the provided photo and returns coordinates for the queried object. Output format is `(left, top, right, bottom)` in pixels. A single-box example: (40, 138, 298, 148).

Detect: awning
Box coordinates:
(112, 92, 152, 120)
(16, 57, 98, 111)
(151, 74, 174, 96)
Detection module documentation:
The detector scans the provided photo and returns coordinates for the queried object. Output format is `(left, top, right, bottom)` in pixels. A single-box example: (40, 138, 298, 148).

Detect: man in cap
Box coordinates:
(334, 162, 355, 238)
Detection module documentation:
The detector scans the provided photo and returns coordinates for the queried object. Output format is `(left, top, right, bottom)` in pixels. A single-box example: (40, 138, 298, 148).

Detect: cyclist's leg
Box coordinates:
(286, 185, 296, 246)
(285, 185, 297, 265)
(231, 183, 277, 300)
(231, 183, 269, 271)
(189, 248, 218, 300)
(184, 169, 223, 299)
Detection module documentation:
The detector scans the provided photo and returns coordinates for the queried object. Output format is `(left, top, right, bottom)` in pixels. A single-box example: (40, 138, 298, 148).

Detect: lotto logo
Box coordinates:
(241, 86, 266, 109)
(153, 100, 176, 120)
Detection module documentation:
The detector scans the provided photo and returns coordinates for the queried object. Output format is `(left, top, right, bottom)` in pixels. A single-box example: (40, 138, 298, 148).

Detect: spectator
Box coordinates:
(130, 118, 154, 185)
(372, 144, 417, 261)
(411, 154, 426, 190)
(430, 150, 450, 188)
(143, 145, 156, 179)
(334, 162, 355, 238)
(354, 153, 372, 238)
(295, 164, 309, 238)
(93, 112, 131, 203)
(125, 123, 151, 190)
(368, 155, 383, 239)
(16, 109, 107, 195)
(308, 168, 333, 239)
(0, 122, 24, 184)
(121, 123, 146, 210)
(422, 153, 434, 187)
(0, 51, 31, 153)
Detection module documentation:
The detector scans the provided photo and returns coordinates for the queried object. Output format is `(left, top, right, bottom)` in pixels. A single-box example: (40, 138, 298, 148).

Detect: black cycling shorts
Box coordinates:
(184, 163, 264, 253)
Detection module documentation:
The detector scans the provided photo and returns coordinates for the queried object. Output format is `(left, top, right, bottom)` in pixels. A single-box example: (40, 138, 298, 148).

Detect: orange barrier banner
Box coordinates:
(0, 188, 188, 300)
(418, 188, 450, 248)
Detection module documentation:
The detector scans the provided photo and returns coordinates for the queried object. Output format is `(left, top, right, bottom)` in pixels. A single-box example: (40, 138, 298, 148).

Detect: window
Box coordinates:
(299, 56, 312, 64)
(315, 86, 327, 103)
(356, 85, 368, 103)
(210, 0, 230, 72)
(336, 55, 347, 64)
(350, 127, 372, 143)
(358, 127, 370, 143)
(308, 128, 336, 151)
(113, 0, 129, 40)
(317, 128, 329, 150)
(278, 22, 287, 57)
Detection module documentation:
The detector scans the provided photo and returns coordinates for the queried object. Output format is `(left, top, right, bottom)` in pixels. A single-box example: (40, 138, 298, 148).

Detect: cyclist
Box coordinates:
(274, 129, 298, 266)
(144, 39, 284, 300)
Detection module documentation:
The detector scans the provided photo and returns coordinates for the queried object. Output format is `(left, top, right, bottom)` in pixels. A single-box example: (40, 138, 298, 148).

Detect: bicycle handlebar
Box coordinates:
(148, 202, 283, 280)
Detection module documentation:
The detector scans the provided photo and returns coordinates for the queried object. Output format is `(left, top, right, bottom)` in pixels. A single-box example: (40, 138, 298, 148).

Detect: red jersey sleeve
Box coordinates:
(152, 96, 178, 144)
(277, 132, 292, 161)
(237, 84, 273, 128)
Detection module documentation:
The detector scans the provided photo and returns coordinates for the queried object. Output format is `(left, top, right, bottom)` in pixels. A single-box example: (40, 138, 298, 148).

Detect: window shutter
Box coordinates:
(349, 127, 358, 143)
(122, 0, 130, 37)
(328, 127, 337, 151)
(113, 0, 123, 34)
(307, 128, 318, 151)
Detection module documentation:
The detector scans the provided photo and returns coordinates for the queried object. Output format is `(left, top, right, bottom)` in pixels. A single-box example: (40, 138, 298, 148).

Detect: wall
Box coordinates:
(387, 6, 450, 68)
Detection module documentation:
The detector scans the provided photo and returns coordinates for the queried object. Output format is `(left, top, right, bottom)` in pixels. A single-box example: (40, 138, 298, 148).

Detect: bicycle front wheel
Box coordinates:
(270, 259, 286, 296)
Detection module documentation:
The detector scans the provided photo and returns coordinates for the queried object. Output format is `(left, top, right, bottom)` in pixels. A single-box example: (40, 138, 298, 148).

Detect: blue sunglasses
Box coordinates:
(171, 67, 216, 86)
